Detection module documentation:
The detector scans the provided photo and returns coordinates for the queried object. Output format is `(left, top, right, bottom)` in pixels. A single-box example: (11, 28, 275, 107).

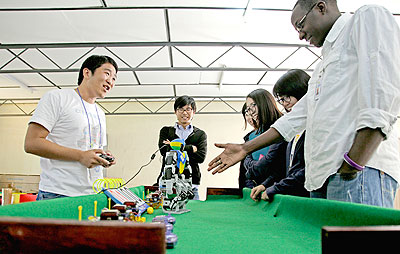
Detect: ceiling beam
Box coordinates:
(0, 6, 397, 16)
(0, 6, 293, 12)
(0, 41, 313, 49)
(0, 67, 314, 74)
(164, 9, 174, 68)
(100, 0, 108, 8)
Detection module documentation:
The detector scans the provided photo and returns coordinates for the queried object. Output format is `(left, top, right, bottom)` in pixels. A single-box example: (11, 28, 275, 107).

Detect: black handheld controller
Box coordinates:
(99, 154, 115, 163)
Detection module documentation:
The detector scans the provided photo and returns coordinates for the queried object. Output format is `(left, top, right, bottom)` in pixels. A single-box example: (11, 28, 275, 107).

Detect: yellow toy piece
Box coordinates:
(78, 206, 83, 221)
(178, 152, 186, 174)
(147, 207, 154, 214)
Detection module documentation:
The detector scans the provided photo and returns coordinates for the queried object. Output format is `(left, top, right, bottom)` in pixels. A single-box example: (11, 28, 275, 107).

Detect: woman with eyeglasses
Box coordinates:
(241, 89, 288, 192)
(154, 95, 207, 200)
(249, 69, 310, 201)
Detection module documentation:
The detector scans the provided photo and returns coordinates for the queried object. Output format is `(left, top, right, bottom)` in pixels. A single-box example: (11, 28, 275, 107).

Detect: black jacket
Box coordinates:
(155, 126, 207, 185)
(265, 132, 308, 198)
(244, 140, 288, 188)
(245, 132, 309, 199)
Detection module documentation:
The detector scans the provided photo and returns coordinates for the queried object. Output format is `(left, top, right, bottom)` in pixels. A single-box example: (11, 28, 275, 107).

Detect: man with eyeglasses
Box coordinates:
(276, 96, 292, 107)
(155, 95, 207, 200)
(208, 0, 400, 208)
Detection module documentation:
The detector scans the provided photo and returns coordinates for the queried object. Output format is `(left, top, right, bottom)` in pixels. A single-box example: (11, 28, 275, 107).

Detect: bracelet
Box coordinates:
(343, 152, 365, 171)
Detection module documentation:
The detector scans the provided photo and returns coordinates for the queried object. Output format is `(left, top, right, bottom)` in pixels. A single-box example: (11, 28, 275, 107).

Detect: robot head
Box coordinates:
(169, 139, 185, 151)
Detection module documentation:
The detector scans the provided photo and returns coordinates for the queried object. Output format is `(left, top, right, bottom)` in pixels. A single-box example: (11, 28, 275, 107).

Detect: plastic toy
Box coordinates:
(152, 214, 178, 249)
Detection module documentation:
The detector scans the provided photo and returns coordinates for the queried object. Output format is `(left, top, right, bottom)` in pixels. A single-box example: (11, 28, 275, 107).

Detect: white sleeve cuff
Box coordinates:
(271, 117, 297, 142)
(357, 108, 398, 138)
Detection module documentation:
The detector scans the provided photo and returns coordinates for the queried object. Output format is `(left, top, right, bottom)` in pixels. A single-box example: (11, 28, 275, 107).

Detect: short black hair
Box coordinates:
(174, 95, 196, 112)
(77, 55, 118, 85)
(294, 0, 316, 10)
(294, 0, 336, 10)
(273, 69, 310, 100)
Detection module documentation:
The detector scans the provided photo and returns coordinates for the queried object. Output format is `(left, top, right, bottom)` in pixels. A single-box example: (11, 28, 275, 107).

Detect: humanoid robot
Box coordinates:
(158, 139, 194, 214)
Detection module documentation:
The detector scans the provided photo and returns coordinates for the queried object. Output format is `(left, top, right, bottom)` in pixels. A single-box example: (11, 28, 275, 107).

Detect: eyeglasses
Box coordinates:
(177, 107, 193, 113)
(277, 96, 291, 105)
(244, 103, 257, 115)
(295, 2, 318, 32)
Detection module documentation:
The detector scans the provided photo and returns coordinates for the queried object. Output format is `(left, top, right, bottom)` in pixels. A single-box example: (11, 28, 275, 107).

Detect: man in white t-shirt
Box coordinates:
(24, 55, 118, 200)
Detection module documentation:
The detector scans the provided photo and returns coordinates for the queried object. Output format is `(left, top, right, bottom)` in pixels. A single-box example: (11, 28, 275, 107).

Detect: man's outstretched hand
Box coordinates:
(208, 143, 247, 174)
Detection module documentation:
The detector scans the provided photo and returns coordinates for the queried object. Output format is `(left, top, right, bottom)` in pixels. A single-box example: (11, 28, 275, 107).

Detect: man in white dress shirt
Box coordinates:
(208, 0, 400, 207)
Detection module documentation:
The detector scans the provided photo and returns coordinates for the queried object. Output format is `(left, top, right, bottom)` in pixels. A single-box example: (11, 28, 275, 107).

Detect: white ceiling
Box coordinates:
(0, 0, 399, 101)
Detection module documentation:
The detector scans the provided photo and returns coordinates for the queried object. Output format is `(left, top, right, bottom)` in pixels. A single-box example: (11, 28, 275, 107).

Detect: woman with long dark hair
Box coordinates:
(241, 89, 287, 189)
(245, 89, 282, 160)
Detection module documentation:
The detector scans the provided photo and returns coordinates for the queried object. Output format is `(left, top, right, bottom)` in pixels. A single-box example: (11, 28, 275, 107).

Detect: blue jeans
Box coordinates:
(311, 167, 398, 208)
(36, 190, 69, 201)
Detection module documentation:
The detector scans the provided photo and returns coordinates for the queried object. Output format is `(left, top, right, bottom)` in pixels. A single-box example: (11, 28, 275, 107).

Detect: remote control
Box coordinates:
(99, 154, 115, 163)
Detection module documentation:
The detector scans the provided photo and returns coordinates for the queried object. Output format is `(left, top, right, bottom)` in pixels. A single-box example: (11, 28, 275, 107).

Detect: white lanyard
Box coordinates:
(77, 88, 102, 149)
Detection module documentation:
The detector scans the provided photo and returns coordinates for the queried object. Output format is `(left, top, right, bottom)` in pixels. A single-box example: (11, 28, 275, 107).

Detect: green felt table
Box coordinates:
(1, 186, 400, 253)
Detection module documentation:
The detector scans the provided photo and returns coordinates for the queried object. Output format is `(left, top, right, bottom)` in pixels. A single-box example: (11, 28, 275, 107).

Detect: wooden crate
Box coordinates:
(0, 217, 166, 254)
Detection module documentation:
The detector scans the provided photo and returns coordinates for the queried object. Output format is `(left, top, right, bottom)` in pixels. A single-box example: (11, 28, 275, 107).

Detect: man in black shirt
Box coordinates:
(155, 96, 207, 200)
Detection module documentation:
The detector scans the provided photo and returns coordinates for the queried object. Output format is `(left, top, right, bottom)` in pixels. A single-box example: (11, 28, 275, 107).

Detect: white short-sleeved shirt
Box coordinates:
(272, 5, 400, 191)
(29, 89, 107, 196)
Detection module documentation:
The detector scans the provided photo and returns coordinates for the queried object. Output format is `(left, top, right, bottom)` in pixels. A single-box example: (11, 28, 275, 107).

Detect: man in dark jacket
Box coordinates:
(155, 96, 207, 200)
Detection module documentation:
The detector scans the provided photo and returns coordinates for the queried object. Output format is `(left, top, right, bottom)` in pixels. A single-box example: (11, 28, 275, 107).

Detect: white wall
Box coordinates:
(0, 102, 250, 200)
(0, 116, 39, 175)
